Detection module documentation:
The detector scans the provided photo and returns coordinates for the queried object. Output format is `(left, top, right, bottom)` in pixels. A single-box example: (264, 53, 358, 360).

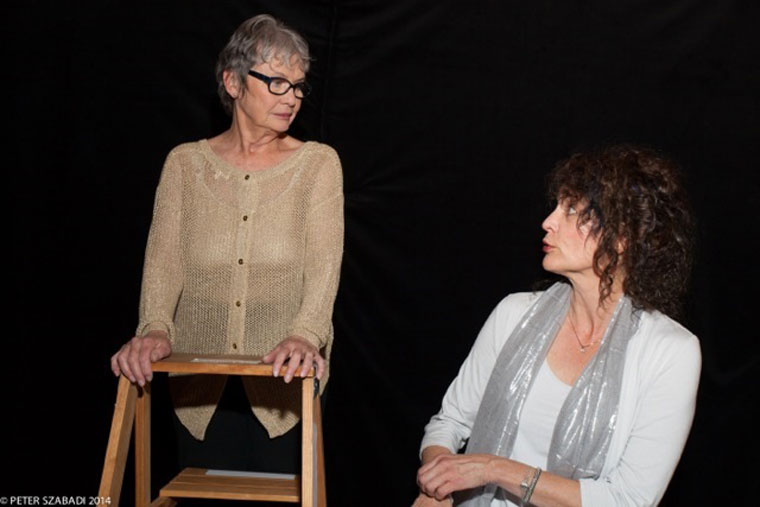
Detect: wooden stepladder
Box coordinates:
(99, 353, 326, 506)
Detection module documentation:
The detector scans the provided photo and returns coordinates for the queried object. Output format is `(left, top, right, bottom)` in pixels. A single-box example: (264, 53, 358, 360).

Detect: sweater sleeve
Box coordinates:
(287, 146, 344, 348)
(420, 293, 533, 455)
(136, 150, 185, 343)
(579, 330, 702, 506)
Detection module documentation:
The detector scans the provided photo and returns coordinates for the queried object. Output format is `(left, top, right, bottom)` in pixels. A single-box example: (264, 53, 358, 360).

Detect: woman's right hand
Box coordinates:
(412, 493, 453, 507)
(110, 330, 171, 386)
(413, 446, 454, 506)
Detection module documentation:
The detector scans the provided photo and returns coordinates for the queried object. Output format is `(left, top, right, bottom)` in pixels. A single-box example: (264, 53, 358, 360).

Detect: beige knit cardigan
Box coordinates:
(137, 139, 343, 439)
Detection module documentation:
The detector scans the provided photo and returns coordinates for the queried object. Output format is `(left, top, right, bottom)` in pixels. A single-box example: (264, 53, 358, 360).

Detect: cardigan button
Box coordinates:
(244, 174, 250, 180)
(238, 258, 244, 265)
(235, 300, 241, 307)
(242, 215, 248, 221)
(232, 343, 238, 349)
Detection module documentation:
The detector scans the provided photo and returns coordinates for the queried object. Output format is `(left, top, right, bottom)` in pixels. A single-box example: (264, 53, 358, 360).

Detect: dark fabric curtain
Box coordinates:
(7, 1, 758, 505)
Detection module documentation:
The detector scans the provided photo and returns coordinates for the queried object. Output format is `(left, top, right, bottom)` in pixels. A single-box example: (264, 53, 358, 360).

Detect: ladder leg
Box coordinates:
(301, 377, 315, 507)
(136, 382, 152, 506)
(315, 395, 327, 507)
(99, 376, 138, 506)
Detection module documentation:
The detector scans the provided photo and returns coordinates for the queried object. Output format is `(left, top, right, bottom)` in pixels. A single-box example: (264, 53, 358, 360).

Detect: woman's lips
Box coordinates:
(542, 242, 554, 253)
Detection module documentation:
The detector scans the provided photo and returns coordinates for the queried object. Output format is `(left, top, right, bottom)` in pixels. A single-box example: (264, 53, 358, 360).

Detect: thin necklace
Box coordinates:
(568, 314, 598, 353)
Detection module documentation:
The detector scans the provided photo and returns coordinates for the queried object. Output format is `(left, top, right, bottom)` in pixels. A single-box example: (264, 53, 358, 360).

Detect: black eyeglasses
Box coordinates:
(248, 70, 311, 99)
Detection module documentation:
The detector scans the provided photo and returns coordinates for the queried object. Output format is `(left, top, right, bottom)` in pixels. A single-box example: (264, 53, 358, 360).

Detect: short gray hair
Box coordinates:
(215, 14, 311, 114)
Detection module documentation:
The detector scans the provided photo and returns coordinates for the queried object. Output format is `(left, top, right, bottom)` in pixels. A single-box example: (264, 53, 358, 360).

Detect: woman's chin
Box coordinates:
(541, 258, 555, 273)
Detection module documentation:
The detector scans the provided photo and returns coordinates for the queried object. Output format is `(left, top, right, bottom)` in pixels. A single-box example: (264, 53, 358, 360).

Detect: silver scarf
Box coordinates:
(458, 282, 639, 506)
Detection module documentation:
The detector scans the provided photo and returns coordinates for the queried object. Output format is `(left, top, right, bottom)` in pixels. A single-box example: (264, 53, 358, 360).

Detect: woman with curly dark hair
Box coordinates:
(414, 145, 700, 506)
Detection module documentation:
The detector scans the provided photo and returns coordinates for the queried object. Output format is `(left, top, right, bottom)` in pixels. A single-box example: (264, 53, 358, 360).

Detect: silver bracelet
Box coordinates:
(519, 467, 542, 506)
(519, 468, 533, 495)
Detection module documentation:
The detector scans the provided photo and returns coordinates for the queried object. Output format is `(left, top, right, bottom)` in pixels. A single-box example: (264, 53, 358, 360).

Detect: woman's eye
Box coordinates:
(271, 79, 289, 90)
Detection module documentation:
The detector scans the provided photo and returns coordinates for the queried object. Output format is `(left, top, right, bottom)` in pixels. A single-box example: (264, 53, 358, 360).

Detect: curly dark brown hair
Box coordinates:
(547, 144, 695, 318)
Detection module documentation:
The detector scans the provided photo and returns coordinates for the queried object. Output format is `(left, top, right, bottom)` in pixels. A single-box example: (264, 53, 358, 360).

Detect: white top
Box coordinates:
(490, 361, 573, 506)
(421, 291, 701, 507)
(513, 361, 572, 470)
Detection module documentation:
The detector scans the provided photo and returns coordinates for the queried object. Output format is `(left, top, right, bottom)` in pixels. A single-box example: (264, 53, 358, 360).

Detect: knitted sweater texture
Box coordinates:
(137, 139, 343, 439)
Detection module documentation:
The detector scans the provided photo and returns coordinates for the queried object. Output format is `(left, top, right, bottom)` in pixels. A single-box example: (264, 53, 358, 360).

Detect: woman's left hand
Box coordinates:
(262, 336, 326, 382)
(417, 453, 496, 501)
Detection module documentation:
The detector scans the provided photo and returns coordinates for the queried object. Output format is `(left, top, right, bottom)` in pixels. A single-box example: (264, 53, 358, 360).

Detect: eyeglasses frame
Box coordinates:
(247, 69, 311, 99)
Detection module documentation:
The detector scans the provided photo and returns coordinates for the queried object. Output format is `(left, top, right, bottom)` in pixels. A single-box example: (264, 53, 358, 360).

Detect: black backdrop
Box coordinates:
(6, 1, 759, 505)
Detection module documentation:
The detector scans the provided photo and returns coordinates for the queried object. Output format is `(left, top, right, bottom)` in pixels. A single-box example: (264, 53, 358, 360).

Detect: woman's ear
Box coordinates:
(222, 69, 242, 100)
(615, 236, 627, 255)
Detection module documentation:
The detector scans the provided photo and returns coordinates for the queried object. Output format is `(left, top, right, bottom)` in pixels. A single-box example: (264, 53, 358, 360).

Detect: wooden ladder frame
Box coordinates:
(99, 353, 326, 506)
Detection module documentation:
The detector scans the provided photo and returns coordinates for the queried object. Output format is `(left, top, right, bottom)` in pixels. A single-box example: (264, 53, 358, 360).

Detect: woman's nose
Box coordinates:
(283, 88, 298, 104)
(542, 207, 559, 231)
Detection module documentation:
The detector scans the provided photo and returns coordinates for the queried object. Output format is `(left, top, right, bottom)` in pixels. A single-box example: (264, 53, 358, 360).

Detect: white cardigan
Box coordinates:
(421, 292, 701, 506)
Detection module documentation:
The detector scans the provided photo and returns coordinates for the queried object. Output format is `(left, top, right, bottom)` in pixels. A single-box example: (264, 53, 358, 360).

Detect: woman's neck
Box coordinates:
(220, 120, 285, 157)
(566, 275, 623, 338)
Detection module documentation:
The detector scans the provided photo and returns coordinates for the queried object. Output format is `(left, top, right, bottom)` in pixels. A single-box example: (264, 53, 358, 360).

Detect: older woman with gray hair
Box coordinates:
(110, 14, 343, 473)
